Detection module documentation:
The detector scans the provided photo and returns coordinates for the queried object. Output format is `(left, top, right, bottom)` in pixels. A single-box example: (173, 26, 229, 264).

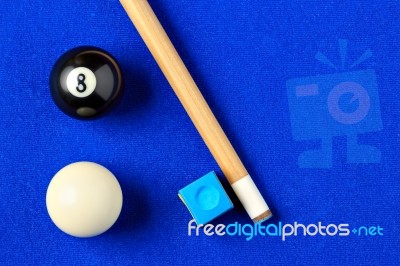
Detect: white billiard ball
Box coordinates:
(46, 162, 123, 238)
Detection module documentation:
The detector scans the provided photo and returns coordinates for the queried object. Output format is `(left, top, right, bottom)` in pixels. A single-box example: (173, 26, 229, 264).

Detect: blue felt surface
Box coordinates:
(0, 0, 399, 265)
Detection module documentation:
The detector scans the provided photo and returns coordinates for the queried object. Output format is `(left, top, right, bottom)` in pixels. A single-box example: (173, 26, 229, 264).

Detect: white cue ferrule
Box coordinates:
(231, 175, 270, 221)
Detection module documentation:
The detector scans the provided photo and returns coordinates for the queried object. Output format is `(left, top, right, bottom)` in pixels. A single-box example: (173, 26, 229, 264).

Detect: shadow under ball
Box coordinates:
(50, 46, 123, 119)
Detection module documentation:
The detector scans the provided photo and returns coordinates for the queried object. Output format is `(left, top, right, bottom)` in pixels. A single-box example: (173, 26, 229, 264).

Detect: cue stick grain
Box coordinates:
(119, 0, 250, 184)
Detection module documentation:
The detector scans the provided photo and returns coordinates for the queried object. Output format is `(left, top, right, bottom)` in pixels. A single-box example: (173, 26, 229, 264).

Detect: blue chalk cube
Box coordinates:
(179, 171, 233, 224)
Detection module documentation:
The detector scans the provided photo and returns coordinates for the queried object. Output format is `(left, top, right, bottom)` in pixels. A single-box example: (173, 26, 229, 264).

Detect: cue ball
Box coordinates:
(46, 162, 123, 238)
(50, 46, 123, 119)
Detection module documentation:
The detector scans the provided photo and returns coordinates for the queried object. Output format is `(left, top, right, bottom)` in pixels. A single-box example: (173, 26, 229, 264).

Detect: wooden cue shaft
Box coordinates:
(120, 0, 271, 222)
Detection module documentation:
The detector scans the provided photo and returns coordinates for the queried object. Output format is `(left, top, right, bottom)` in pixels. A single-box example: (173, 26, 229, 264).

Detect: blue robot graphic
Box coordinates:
(286, 40, 382, 168)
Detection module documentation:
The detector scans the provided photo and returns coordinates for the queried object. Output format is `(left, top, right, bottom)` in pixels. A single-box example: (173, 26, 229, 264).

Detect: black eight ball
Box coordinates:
(50, 46, 123, 119)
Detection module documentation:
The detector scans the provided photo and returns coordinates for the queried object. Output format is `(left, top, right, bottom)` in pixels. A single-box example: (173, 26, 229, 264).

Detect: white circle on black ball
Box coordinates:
(66, 67, 97, 98)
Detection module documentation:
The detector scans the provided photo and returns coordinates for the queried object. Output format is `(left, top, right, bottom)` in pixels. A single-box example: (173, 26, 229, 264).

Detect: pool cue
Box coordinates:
(120, 0, 272, 223)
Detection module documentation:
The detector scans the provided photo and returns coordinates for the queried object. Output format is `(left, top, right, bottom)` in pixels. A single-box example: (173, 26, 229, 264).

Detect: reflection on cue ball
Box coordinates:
(50, 46, 123, 119)
(46, 162, 123, 237)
